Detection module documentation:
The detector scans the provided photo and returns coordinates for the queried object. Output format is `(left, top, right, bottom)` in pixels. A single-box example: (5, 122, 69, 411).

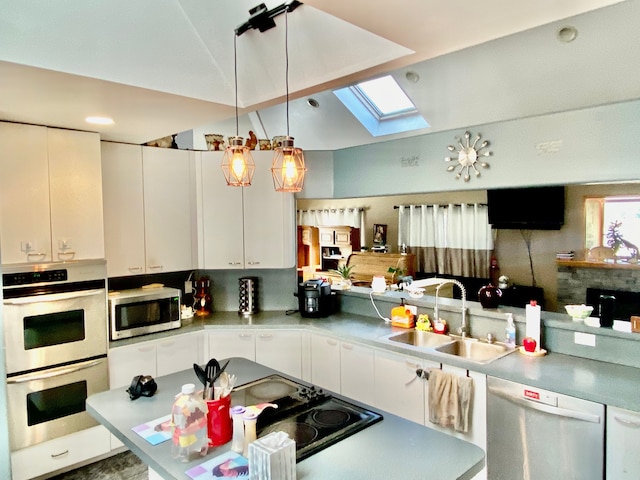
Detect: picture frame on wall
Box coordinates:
(373, 224, 387, 246)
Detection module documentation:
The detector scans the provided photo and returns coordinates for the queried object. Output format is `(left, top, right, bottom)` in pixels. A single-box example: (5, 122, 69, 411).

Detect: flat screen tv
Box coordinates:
(487, 186, 565, 230)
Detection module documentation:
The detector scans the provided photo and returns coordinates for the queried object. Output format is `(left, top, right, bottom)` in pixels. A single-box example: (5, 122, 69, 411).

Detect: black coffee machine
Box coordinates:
(295, 279, 335, 318)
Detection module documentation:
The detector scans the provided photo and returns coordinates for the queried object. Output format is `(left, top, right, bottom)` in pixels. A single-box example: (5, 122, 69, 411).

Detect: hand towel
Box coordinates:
(428, 370, 474, 433)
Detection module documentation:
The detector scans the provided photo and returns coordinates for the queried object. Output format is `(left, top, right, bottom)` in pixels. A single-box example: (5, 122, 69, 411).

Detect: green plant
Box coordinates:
(387, 266, 405, 279)
(331, 264, 356, 280)
(606, 220, 624, 252)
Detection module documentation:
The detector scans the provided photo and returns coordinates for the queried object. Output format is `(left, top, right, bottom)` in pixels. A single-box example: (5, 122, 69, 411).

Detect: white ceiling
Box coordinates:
(0, 0, 635, 148)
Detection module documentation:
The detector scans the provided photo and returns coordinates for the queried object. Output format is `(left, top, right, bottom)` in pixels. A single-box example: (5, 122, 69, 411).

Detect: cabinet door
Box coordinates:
(255, 330, 302, 379)
(341, 341, 375, 405)
(374, 350, 432, 424)
(48, 129, 104, 261)
(101, 142, 146, 277)
(200, 151, 244, 269)
(156, 333, 202, 377)
(143, 147, 195, 273)
(0, 122, 51, 263)
(208, 331, 255, 361)
(607, 406, 640, 479)
(108, 342, 157, 390)
(243, 151, 295, 269)
(11, 426, 110, 480)
(310, 334, 341, 392)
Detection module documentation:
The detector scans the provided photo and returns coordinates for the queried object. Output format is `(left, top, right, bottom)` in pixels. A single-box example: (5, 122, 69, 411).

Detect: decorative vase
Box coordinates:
(478, 283, 502, 309)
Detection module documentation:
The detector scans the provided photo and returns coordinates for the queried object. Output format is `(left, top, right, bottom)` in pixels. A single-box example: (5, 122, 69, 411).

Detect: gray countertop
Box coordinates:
(110, 309, 640, 412)
(87, 358, 484, 480)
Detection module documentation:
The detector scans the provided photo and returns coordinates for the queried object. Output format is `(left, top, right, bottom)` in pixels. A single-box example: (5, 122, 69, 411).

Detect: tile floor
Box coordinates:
(50, 451, 147, 480)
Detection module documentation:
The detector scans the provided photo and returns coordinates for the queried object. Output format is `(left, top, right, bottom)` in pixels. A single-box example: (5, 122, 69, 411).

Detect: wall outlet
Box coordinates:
(184, 280, 193, 293)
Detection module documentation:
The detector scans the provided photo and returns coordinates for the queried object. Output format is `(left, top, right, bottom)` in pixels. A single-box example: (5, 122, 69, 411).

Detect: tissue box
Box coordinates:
(248, 431, 296, 480)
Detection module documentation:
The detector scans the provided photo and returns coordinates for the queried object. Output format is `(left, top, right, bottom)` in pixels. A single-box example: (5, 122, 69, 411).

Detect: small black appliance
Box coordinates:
(295, 279, 335, 318)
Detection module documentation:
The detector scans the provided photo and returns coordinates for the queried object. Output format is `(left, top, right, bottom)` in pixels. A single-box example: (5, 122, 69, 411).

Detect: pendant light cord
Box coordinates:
(285, 7, 290, 137)
(234, 34, 239, 137)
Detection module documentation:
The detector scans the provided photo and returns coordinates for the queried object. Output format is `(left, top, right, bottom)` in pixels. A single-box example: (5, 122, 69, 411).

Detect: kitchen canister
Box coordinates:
(239, 277, 259, 315)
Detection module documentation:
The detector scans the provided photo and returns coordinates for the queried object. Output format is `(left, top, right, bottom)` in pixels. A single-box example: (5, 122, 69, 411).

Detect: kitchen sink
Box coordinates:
(382, 330, 454, 348)
(434, 338, 514, 364)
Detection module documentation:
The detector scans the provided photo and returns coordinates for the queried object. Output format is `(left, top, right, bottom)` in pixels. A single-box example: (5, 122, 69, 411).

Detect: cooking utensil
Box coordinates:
(205, 358, 220, 399)
(193, 363, 208, 398)
(221, 373, 237, 398)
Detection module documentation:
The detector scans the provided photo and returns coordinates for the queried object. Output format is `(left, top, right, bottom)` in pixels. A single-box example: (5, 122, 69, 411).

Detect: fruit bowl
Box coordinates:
(564, 304, 594, 320)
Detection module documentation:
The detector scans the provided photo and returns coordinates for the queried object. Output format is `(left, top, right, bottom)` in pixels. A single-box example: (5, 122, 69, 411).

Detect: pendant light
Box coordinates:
(221, 34, 255, 186)
(271, 5, 307, 192)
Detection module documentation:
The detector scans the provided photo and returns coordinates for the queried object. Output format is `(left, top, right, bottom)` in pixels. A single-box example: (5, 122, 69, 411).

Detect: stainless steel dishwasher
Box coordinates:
(487, 376, 604, 480)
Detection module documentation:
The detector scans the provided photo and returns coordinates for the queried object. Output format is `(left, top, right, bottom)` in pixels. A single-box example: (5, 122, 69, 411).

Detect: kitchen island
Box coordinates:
(88, 357, 484, 480)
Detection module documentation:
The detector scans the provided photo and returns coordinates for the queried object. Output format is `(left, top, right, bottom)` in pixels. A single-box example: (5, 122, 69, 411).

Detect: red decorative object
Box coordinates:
(478, 283, 502, 309)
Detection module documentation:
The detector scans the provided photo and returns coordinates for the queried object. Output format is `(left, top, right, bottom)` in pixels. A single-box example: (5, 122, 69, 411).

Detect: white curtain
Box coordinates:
(398, 203, 494, 277)
(297, 208, 365, 244)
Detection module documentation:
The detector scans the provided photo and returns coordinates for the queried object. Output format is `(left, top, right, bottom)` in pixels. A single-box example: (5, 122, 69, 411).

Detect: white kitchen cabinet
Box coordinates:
(0, 123, 103, 264)
(607, 405, 640, 479)
(374, 349, 439, 424)
(108, 332, 202, 390)
(199, 151, 295, 269)
(310, 333, 341, 392)
(207, 329, 302, 379)
(340, 341, 375, 406)
(426, 364, 487, 480)
(101, 142, 197, 277)
(11, 425, 111, 480)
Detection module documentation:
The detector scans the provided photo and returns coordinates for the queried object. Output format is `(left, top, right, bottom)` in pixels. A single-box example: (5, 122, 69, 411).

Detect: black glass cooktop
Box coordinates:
(231, 375, 382, 462)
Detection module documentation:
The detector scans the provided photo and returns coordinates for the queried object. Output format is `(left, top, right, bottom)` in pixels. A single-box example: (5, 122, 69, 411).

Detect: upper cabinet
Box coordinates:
(0, 123, 104, 264)
(199, 150, 295, 269)
(101, 142, 196, 277)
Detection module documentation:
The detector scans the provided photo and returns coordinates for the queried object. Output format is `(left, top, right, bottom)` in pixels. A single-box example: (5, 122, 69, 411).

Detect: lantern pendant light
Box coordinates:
(271, 5, 307, 192)
(221, 35, 255, 186)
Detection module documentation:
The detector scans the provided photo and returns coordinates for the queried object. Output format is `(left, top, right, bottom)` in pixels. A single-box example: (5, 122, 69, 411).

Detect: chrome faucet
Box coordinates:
(434, 279, 468, 337)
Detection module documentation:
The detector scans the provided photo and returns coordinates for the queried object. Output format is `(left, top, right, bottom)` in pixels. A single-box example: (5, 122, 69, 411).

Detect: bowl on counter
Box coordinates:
(565, 304, 594, 321)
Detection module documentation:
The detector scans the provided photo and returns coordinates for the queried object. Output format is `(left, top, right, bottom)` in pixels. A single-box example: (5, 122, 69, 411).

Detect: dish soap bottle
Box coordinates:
(171, 383, 209, 462)
(505, 313, 516, 347)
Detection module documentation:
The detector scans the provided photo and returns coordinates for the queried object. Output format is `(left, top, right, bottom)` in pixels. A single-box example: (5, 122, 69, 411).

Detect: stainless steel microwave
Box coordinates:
(108, 287, 181, 340)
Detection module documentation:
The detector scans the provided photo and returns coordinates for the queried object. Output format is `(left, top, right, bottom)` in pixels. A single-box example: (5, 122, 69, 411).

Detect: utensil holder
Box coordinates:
(239, 277, 259, 315)
(206, 395, 232, 447)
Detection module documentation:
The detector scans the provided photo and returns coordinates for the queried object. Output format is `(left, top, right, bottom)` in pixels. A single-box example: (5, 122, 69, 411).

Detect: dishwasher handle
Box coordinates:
(488, 385, 602, 424)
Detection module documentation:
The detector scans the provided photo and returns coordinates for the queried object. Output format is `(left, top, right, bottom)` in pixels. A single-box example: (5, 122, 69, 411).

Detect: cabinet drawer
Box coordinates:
(11, 426, 110, 480)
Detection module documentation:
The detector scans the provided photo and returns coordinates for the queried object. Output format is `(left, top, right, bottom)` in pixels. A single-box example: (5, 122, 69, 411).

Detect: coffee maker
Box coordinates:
(296, 279, 335, 318)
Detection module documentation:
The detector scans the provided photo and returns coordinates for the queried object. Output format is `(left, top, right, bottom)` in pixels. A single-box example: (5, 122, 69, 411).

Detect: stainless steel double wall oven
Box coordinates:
(2, 260, 109, 451)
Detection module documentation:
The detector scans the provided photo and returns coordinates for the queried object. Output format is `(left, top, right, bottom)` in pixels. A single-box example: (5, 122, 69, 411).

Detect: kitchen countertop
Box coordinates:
(111, 309, 640, 412)
(87, 357, 485, 480)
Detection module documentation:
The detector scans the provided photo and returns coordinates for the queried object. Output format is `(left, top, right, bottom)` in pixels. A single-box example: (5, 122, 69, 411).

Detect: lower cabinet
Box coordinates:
(108, 332, 202, 390)
(310, 333, 341, 392)
(607, 405, 640, 479)
(374, 349, 439, 424)
(207, 329, 303, 379)
(11, 425, 111, 480)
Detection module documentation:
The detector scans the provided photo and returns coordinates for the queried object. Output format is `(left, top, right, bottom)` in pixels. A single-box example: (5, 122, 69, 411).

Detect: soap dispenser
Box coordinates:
(505, 313, 516, 347)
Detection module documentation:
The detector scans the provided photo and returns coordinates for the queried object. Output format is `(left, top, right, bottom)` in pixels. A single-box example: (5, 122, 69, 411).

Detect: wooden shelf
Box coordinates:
(556, 259, 640, 270)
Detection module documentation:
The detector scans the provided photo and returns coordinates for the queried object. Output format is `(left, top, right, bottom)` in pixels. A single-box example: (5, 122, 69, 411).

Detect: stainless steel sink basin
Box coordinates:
(383, 330, 454, 348)
(434, 338, 514, 364)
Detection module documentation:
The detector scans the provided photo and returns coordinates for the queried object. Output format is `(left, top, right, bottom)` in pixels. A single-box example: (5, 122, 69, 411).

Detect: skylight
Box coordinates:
(334, 75, 429, 137)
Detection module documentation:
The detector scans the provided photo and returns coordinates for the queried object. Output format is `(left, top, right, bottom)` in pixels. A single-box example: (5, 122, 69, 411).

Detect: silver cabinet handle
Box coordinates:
(342, 343, 353, 350)
(7, 359, 105, 383)
(4, 288, 105, 305)
(614, 415, 640, 428)
(128, 266, 143, 273)
(228, 261, 242, 266)
(51, 450, 70, 459)
(27, 252, 47, 261)
(148, 265, 163, 270)
(57, 250, 76, 260)
(488, 385, 601, 423)
(248, 261, 260, 265)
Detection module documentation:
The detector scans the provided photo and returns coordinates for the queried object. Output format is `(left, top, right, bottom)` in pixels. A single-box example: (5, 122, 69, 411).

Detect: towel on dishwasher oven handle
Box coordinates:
(427, 369, 474, 433)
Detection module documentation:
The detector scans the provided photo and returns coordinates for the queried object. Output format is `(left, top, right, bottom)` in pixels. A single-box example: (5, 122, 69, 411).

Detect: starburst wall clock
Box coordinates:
(445, 131, 492, 181)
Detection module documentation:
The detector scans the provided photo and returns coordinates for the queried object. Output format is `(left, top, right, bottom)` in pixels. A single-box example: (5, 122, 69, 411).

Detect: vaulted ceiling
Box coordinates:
(0, 0, 636, 149)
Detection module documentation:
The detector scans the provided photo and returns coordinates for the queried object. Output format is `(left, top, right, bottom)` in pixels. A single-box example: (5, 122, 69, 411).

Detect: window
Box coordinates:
(585, 195, 640, 256)
(333, 75, 429, 137)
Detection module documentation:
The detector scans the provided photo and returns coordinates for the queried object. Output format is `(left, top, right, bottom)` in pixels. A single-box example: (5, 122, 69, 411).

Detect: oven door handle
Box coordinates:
(3, 288, 105, 305)
(7, 359, 105, 384)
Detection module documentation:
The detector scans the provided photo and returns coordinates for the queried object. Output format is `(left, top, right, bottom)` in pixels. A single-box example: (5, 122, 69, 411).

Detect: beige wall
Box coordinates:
(297, 183, 640, 311)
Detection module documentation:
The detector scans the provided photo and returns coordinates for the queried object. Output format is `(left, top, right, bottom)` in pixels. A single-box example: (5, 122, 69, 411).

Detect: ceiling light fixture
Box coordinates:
(557, 26, 578, 43)
(270, 3, 307, 193)
(85, 116, 114, 125)
(221, 34, 255, 187)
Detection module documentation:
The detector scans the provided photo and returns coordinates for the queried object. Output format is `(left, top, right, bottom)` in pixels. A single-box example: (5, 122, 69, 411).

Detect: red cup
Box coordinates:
(206, 395, 232, 447)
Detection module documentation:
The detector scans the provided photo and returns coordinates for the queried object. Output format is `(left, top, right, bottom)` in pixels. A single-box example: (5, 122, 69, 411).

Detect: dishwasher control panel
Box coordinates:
(523, 388, 558, 406)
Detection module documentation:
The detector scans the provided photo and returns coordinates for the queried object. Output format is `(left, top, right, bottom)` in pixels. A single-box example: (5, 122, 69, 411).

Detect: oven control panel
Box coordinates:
(3, 269, 68, 287)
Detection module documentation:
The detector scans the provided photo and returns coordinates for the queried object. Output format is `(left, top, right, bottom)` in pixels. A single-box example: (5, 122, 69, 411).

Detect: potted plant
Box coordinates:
(331, 264, 356, 289)
(387, 266, 406, 289)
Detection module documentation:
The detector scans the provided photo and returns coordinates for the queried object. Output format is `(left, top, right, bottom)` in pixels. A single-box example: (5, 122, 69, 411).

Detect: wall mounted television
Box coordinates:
(487, 186, 565, 230)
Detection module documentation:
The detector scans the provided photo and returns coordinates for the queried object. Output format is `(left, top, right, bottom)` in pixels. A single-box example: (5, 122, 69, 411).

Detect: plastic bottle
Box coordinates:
(230, 406, 246, 454)
(171, 383, 209, 462)
(505, 313, 516, 347)
(242, 411, 259, 457)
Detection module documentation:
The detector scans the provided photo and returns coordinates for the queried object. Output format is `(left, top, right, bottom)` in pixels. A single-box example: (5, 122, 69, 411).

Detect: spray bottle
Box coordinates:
(505, 313, 516, 347)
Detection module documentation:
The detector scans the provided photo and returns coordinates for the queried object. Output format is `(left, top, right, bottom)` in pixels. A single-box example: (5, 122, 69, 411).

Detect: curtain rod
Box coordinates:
(297, 207, 366, 212)
(394, 203, 487, 209)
